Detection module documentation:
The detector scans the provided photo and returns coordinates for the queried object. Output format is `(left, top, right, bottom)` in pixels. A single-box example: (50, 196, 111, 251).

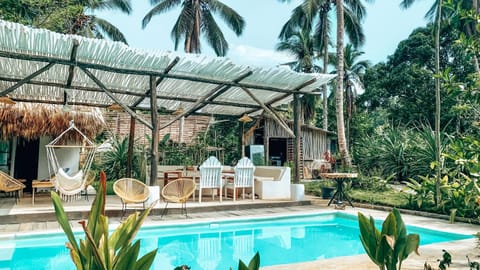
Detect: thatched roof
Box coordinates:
(0, 103, 105, 141)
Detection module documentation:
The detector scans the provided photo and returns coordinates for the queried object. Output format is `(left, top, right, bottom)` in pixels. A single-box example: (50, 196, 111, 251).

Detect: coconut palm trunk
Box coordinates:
(472, 0, 480, 74)
(322, 17, 329, 130)
(434, 0, 442, 205)
(335, 0, 352, 167)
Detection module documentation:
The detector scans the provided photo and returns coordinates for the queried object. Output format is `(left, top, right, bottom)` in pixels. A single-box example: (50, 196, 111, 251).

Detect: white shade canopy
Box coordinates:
(0, 19, 335, 123)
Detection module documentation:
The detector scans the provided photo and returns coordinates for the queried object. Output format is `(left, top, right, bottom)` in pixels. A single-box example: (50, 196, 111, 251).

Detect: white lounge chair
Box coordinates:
(224, 157, 255, 201)
(198, 156, 222, 203)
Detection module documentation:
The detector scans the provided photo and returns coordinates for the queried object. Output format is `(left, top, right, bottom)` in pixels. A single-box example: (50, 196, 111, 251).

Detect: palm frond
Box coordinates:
(170, 5, 193, 51)
(209, 0, 245, 36)
(90, 0, 132, 14)
(91, 16, 128, 44)
(343, 6, 365, 47)
(201, 9, 228, 56)
(142, 0, 182, 28)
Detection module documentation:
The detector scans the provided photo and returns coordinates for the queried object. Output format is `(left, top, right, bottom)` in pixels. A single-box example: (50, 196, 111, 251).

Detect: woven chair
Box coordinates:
(161, 178, 196, 218)
(0, 170, 26, 203)
(113, 178, 150, 214)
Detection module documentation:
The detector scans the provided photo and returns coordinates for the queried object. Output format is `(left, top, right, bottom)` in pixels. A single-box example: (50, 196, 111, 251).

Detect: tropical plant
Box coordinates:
(142, 0, 245, 56)
(236, 252, 260, 270)
(276, 28, 320, 123)
(278, 0, 369, 130)
(358, 208, 420, 270)
(101, 137, 147, 181)
(1, 0, 132, 43)
(51, 171, 157, 270)
(329, 44, 370, 145)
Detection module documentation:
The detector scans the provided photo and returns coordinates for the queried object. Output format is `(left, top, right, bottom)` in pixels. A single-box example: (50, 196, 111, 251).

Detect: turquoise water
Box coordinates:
(0, 212, 472, 270)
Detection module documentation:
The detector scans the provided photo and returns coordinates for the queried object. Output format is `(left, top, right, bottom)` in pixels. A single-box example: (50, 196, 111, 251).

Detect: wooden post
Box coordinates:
(149, 76, 159, 186)
(126, 116, 135, 178)
(293, 94, 301, 184)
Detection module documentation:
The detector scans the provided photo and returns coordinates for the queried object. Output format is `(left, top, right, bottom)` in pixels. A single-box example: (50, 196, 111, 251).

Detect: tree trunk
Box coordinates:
(293, 94, 302, 183)
(473, 0, 480, 74)
(322, 17, 329, 130)
(335, 0, 352, 167)
(434, 0, 443, 206)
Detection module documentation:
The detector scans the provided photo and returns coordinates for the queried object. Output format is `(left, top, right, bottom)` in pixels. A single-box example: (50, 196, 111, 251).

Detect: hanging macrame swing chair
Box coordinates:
(46, 121, 96, 201)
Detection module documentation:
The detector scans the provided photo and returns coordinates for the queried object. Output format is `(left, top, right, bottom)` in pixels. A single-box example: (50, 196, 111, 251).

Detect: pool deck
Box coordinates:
(0, 193, 479, 270)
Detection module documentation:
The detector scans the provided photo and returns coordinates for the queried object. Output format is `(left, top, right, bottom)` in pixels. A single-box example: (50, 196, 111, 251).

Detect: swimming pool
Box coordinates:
(0, 212, 472, 270)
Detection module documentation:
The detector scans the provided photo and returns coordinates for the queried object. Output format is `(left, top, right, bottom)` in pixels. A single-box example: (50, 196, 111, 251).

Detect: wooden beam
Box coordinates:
(149, 75, 159, 187)
(79, 67, 153, 130)
(0, 62, 55, 96)
(241, 86, 295, 137)
(0, 50, 308, 95)
(191, 71, 253, 113)
(293, 94, 301, 183)
(159, 71, 252, 130)
(132, 57, 180, 107)
(244, 78, 318, 115)
(266, 104, 290, 131)
(159, 84, 225, 130)
(64, 40, 79, 105)
(0, 76, 263, 110)
(126, 116, 135, 178)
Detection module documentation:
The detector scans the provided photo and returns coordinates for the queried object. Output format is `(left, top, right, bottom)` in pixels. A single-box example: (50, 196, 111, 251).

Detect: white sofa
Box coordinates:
(254, 166, 291, 200)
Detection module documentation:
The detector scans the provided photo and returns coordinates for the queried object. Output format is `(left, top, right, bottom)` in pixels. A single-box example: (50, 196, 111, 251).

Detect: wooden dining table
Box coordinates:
(320, 172, 358, 207)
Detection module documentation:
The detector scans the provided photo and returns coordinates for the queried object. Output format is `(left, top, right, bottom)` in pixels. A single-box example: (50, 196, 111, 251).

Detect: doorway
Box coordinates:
(14, 137, 39, 192)
(268, 138, 287, 166)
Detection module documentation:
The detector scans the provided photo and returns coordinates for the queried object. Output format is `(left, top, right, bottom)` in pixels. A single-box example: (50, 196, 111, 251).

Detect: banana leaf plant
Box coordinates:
(51, 171, 157, 270)
(358, 208, 420, 270)
(236, 252, 260, 270)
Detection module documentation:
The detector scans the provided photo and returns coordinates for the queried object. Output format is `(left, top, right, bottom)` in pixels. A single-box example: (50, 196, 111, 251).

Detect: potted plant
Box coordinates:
(320, 180, 336, 199)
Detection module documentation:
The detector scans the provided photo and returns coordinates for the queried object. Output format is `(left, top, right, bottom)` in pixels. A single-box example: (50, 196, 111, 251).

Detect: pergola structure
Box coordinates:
(0, 19, 335, 185)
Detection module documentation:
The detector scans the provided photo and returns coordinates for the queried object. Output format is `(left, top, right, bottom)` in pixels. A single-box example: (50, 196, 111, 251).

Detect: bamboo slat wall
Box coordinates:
(246, 118, 330, 161)
(104, 112, 211, 145)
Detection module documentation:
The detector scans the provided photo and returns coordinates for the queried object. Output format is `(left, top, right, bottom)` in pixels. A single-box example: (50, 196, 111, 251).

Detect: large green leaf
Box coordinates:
(115, 241, 141, 270)
(51, 191, 82, 263)
(248, 252, 260, 270)
(134, 249, 158, 270)
(358, 213, 381, 265)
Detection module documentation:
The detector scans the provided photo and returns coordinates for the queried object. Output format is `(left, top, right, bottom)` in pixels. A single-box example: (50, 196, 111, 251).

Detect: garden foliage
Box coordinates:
(358, 209, 420, 270)
(51, 171, 157, 270)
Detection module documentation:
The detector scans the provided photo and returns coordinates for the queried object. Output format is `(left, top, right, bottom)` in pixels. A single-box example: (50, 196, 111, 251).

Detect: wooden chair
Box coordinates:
(0, 170, 25, 204)
(113, 178, 150, 214)
(198, 156, 223, 203)
(161, 178, 196, 218)
(224, 157, 255, 201)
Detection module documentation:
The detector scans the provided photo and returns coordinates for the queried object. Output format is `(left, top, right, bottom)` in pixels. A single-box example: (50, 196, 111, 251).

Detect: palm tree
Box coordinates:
(335, 0, 352, 167)
(276, 28, 321, 123)
(4, 0, 132, 43)
(329, 44, 370, 147)
(142, 0, 245, 56)
(278, 0, 369, 131)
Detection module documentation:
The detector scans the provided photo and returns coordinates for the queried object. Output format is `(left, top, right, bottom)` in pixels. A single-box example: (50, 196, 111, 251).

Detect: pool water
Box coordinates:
(0, 212, 472, 270)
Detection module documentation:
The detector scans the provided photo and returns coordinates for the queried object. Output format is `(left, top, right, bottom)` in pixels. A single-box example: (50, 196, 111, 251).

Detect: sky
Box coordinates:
(95, 0, 433, 69)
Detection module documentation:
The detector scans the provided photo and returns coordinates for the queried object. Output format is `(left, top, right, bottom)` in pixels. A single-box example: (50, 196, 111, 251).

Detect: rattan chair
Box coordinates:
(0, 170, 25, 203)
(113, 178, 150, 214)
(161, 178, 196, 218)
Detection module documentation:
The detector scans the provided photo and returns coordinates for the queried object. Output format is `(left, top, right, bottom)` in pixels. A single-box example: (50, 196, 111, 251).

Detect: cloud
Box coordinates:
(228, 44, 295, 68)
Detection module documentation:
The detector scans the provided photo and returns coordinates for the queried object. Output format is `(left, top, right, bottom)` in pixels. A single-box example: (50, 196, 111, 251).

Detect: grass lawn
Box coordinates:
(305, 180, 410, 208)
(348, 189, 410, 208)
